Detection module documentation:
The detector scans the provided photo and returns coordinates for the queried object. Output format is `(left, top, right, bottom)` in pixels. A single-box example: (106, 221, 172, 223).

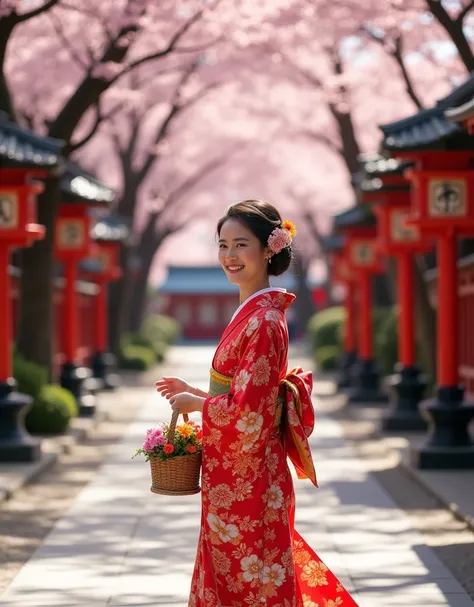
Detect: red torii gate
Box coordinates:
(55, 163, 115, 416)
(333, 205, 388, 403)
(358, 154, 435, 430)
(0, 118, 63, 461)
(324, 233, 358, 389)
(380, 74, 474, 468)
(81, 215, 130, 390)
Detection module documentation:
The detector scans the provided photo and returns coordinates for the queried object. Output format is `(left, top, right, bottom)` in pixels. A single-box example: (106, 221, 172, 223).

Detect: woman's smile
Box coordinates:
(226, 264, 245, 274)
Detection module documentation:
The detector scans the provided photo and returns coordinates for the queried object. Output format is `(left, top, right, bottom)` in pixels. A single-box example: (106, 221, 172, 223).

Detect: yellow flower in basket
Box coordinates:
(176, 423, 194, 439)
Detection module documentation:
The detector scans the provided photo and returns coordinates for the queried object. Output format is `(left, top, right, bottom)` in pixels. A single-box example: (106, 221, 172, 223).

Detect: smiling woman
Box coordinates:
(156, 200, 358, 607)
(217, 200, 293, 304)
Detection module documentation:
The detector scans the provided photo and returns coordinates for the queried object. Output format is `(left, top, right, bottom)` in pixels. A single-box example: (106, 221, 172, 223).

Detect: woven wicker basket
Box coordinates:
(149, 410, 202, 496)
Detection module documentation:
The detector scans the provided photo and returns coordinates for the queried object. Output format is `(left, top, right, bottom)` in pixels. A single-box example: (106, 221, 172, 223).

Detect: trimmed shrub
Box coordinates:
(13, 351, 47, 400)
(121, 332, 168, 363)
(314, 345, 342, 371)
(25, 384, 78, 435)
(142, 314, 181, 345)
(118, 344, 156, 371)
(307, 307, 345, 351)
(374, 306, 399, 376)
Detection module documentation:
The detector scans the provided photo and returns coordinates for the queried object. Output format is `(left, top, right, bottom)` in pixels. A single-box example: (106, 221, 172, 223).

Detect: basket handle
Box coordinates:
(167, 409, 189, 445)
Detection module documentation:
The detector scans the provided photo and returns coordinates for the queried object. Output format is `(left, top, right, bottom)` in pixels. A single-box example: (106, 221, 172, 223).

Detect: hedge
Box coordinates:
(25, 384, 78, 435)
(13, 352, 47, 400)
(314, 345, 341, 371)
(118, 344, 156, 371)
(308, 305, 400, 377)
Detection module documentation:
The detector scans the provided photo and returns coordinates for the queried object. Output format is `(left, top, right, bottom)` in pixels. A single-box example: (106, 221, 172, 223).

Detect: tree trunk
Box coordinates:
(108, 244, 132, 353)
(16, 177, 61, 378)
(413, 257, 436, 379)
(127, 254, 154, 333)
(291, 254, 315, 334)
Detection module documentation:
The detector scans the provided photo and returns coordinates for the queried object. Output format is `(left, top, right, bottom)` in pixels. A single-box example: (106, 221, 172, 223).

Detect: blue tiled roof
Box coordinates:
(380, 74, 474, 151)
(322, 234, 345, 252)
(91, 215, 130, 242)
(159, 265, 297, 294)
(61, 161, 115, 205)
(333, 205, 376, 229)
(0, 113, 63, 170)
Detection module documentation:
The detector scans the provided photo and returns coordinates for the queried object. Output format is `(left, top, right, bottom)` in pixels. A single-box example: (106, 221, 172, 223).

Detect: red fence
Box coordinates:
(10, 268, 98, 381)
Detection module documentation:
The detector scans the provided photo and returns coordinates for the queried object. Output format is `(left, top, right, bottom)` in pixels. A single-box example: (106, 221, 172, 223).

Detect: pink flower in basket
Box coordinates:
(143, 427, 166, 451)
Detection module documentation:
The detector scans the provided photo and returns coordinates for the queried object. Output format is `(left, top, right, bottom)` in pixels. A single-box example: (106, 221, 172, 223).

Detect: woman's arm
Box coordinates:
(189, 386, 209, 398)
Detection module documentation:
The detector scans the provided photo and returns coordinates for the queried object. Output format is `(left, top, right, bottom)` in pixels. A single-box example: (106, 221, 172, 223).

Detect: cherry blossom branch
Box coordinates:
(458, 0, 474, 23)
(362, 26, 424, 109)
(426, 0, 474, 71)
(295, 128, 343, 158)
(65, 100, 124, 154)
(113, 7, 208, 79)
(47, 10, 88, 71)
(136, 61, 209, 184)
(165, 144, 243, 208)
(15, 0, 61, 23)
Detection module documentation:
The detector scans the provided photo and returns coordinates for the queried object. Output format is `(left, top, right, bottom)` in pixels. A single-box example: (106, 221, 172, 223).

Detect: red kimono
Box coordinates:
(189, 289, 358, 607)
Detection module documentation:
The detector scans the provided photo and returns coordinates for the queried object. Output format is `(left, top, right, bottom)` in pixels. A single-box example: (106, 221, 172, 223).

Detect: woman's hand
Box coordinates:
(155, 376, 190, 400)
(169, 392, 204, 415)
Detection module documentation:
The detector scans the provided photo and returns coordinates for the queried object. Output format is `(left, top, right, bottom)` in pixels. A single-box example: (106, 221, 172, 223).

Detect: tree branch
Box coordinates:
(362, 26, 424, 109)
(113, 7, 207, 78)
(279, 53, 323, 90)
(458, 0, 474, 23)
(16, 0, 61, 23)
(426, 0, 474, 72)
(295, 128, 343, 157)
(166, 145, 242, 209)
(65, 101, 124, 154)
(47, 10, 88, 70)
(136, 62, 201, 183)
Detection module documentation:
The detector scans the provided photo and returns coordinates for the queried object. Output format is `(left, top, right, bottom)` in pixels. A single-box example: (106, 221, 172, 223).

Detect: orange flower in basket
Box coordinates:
(177, 423, 194, 438)
(163, 444, 174, 454)
(282, 220, 297, 238)
(187, 445, 197, 453)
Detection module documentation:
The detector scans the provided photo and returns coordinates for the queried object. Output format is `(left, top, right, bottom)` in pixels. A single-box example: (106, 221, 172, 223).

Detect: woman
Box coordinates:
(156, 200, 358, 607)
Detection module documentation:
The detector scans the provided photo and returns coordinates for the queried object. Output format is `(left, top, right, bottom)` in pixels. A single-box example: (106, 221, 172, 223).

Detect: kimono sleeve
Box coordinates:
(202, 311, 285, 476)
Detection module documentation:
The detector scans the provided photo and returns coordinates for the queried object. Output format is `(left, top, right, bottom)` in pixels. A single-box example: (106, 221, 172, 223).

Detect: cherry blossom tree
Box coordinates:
(3, 0, 231, 371)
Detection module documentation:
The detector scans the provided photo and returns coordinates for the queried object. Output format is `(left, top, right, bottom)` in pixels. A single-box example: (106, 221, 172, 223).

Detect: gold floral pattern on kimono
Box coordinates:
(189, 290, 358, 607)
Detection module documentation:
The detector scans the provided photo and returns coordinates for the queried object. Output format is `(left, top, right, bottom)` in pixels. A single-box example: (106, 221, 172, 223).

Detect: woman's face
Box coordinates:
(218, 218, 269, 287)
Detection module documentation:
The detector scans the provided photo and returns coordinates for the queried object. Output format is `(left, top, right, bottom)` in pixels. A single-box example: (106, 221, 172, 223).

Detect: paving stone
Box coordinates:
(1, 345, 473, 606)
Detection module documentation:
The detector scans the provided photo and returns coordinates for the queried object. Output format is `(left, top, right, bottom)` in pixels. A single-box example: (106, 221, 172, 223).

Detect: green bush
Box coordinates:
(118, 344, 156, 371)
(314, 345, 342, 371)
(25, 384, 78, 435)
(13, 351, 47, 400)
(374, 306, 399, 376)
(121, 332, 168, 363)
(307, 307, 345, 351)
(142, 314, 181, 345)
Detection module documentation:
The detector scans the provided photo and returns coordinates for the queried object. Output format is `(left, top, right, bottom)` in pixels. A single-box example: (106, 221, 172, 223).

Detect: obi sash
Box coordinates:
(209, 367, 318, 487)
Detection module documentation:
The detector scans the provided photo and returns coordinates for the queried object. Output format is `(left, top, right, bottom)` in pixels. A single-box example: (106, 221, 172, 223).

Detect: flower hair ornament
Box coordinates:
(267, 220, 297, 263)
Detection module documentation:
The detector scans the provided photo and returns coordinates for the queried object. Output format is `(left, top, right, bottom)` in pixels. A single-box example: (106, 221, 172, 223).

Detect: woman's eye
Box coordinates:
(219, 244, 227, 249)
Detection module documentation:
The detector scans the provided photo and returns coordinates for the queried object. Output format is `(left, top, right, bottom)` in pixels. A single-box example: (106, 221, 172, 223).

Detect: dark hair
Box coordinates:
(216, 199, 293, 276)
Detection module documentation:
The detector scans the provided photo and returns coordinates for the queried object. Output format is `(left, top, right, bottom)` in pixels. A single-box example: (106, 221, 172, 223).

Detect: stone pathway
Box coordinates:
(1, 345, 473, 607)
